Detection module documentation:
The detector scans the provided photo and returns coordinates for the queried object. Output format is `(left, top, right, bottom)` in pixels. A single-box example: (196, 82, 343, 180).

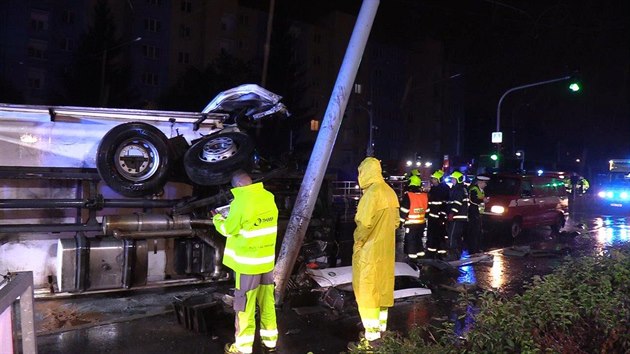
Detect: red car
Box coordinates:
(482, 173, 569, 238)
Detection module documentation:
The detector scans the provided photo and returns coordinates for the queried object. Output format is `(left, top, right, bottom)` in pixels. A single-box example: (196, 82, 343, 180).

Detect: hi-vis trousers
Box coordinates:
(233, 271, 278, 354)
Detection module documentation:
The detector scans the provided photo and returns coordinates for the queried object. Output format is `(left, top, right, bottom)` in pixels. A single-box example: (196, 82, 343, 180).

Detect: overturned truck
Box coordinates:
(0, 84, 290, 294)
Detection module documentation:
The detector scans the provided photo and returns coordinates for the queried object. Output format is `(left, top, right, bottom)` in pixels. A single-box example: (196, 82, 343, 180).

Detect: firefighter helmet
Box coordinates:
(450, 171, 465, 184)
(409, 175, 421, 187)
(431, 170, 444, 181)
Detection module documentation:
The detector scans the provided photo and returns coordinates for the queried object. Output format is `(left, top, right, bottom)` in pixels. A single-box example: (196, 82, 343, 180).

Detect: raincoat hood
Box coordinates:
(358, 157, 383, 189)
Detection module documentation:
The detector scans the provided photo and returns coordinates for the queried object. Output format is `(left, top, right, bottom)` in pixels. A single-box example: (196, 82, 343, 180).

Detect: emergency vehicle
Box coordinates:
(595, 159, 630, 208)
(0, 84, 289, 294)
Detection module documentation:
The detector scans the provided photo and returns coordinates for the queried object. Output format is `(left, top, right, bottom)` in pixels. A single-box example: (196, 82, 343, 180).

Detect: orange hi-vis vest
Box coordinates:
(405, 192, 428, 225)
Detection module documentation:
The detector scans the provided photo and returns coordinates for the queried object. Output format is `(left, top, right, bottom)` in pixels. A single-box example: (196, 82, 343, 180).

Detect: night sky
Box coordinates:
(323, 0, 630, 174)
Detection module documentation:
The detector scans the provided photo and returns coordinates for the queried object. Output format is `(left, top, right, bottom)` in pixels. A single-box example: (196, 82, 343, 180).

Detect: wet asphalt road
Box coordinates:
(35, 201, 630, 354)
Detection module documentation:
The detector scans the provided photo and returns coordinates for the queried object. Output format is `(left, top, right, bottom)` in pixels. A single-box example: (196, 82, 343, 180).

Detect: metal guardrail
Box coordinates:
(0, 271, 37, 354)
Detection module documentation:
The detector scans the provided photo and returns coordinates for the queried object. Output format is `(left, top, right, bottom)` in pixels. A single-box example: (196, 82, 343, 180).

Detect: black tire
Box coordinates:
(511, 218, 523, 238)
(96, 122, 171, 197)
(550, 214, 565, 234)
(184, 131, 254, 185)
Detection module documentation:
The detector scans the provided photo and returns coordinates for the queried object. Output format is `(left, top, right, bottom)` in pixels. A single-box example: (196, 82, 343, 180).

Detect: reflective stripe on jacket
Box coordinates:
(400, 191, 428, 225)
(448, 183, 469, 221)
(213, 182, 278, 274)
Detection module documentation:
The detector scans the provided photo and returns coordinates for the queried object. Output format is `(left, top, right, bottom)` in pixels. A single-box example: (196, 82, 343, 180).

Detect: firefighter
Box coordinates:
(213, 170, 279, 354)
(446, 171, 469, 261)
(399, 175, 428, 260)
(466, 175, 489, 255)
(426, 170, 450, 259)
(347, 157, 399, 352)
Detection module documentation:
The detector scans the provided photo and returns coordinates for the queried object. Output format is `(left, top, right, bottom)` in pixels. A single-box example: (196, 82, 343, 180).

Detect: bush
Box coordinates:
(354, 246, 630, 353)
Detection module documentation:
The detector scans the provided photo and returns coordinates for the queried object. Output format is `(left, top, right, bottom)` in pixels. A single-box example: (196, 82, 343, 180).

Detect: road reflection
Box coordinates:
(592, 216, 630, 250)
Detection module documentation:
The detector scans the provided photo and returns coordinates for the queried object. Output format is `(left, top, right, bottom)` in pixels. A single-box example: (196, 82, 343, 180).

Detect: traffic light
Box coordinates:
(490, 154, 499, 161)
(568, 81, 581, 92)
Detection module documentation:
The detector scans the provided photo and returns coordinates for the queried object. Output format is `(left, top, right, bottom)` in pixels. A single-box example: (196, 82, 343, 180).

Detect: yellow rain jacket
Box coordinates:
(352, 157, 400, 308)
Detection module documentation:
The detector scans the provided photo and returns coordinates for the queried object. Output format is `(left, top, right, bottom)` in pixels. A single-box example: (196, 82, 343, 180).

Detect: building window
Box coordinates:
(61, 38, 74, 51)
(141, 72, 159, 86)
(180, 0, 192, 13)
(178, 52, 190, 64)
(30, 12, 49, 31)
(142, 45, 160, 59)
(27, 70, 45, 89)
(27, 40, 47, 59)
(179, 25, 191, 38)
(238, 14, 248, 25)
(310, 119, 320, 131)
(144, 18, 161, 32)
(62, 10, 75, 24)
(219, 39, 234, 54)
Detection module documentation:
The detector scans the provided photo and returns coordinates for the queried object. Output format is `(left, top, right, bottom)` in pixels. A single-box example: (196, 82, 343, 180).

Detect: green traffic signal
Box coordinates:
(490, 154, 498, 161)
(569, 82, 581, 92)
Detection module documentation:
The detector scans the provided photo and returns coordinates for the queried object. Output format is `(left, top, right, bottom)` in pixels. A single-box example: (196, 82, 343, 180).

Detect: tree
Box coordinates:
(158, 52, 256, 111)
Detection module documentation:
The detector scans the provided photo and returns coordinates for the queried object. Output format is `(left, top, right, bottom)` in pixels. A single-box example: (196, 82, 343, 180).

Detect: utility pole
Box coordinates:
(274, 0, 380, 304)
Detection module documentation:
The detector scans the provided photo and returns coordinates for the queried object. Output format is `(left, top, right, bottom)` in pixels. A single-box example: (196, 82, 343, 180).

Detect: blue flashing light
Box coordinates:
(621, 192, 629, 199)
(537, 169, 544, 176)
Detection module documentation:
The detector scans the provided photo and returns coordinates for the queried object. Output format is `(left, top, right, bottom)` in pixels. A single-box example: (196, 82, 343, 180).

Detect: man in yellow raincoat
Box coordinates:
(348, 157, 400, 351)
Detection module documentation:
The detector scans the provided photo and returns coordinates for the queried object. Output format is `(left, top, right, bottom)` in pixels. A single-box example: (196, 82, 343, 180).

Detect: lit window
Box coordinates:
(310, 120, 320, 131)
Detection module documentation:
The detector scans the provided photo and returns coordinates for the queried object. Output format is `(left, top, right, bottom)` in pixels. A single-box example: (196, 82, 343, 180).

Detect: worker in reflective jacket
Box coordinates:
(426, 170, 450, 259)
(399, 175, 428, 260)
(466, 175, 489, 254)
(348, 157, 400, 352)
(446, 171, 469, 261)
(213, 170, 279, 354)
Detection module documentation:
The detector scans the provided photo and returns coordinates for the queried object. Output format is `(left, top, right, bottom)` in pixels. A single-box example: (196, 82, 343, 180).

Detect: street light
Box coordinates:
(355, 101, 375, 156)
(495, 74, 575, 167)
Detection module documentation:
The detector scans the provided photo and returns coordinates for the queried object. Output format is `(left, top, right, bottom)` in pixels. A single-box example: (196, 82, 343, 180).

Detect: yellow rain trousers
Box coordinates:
(233, 271, 277, 354)
(353, 157, 400, 341)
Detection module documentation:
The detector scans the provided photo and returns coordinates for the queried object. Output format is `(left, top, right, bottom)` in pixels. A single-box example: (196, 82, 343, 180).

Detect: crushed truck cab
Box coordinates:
(0, 84, 289, 294)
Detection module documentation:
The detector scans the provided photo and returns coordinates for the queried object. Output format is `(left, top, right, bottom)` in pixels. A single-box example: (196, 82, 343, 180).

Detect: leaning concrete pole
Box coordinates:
(274, 0, 380, 303)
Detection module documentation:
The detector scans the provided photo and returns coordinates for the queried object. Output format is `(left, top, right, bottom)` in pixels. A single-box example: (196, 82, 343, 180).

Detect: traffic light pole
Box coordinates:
(495, 75, 572, 169)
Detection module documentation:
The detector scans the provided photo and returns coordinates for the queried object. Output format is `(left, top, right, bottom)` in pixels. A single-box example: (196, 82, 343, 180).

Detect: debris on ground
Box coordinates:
(38, 304, 102, 332)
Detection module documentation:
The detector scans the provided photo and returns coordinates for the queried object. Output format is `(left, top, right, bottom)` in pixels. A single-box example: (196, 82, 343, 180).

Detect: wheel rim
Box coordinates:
(114, 138, 160, 182)
(200, 136, 238, 162)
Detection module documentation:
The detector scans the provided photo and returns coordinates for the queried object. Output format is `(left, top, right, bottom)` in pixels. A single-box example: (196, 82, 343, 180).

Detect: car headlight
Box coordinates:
(490, 205, 505, 214)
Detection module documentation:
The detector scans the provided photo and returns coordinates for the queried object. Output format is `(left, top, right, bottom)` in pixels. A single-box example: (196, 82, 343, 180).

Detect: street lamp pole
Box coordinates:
(356, 101, 375, 156)
(495, 74, 571, 167)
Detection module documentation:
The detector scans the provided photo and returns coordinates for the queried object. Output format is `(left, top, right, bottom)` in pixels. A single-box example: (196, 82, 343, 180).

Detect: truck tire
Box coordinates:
(97, 122, 171, 197)
(184, 131, 254, 185)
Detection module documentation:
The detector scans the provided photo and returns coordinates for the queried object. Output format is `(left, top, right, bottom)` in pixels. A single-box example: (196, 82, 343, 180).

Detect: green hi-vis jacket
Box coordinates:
(213, 182, 279, 275)
(353, 157, 400, 309)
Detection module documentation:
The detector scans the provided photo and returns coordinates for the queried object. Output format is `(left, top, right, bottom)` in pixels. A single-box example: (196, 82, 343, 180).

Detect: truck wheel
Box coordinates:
(511, 218, 523, 238)
(97, 122, 171, 197)
(184, 131, 254, 185)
